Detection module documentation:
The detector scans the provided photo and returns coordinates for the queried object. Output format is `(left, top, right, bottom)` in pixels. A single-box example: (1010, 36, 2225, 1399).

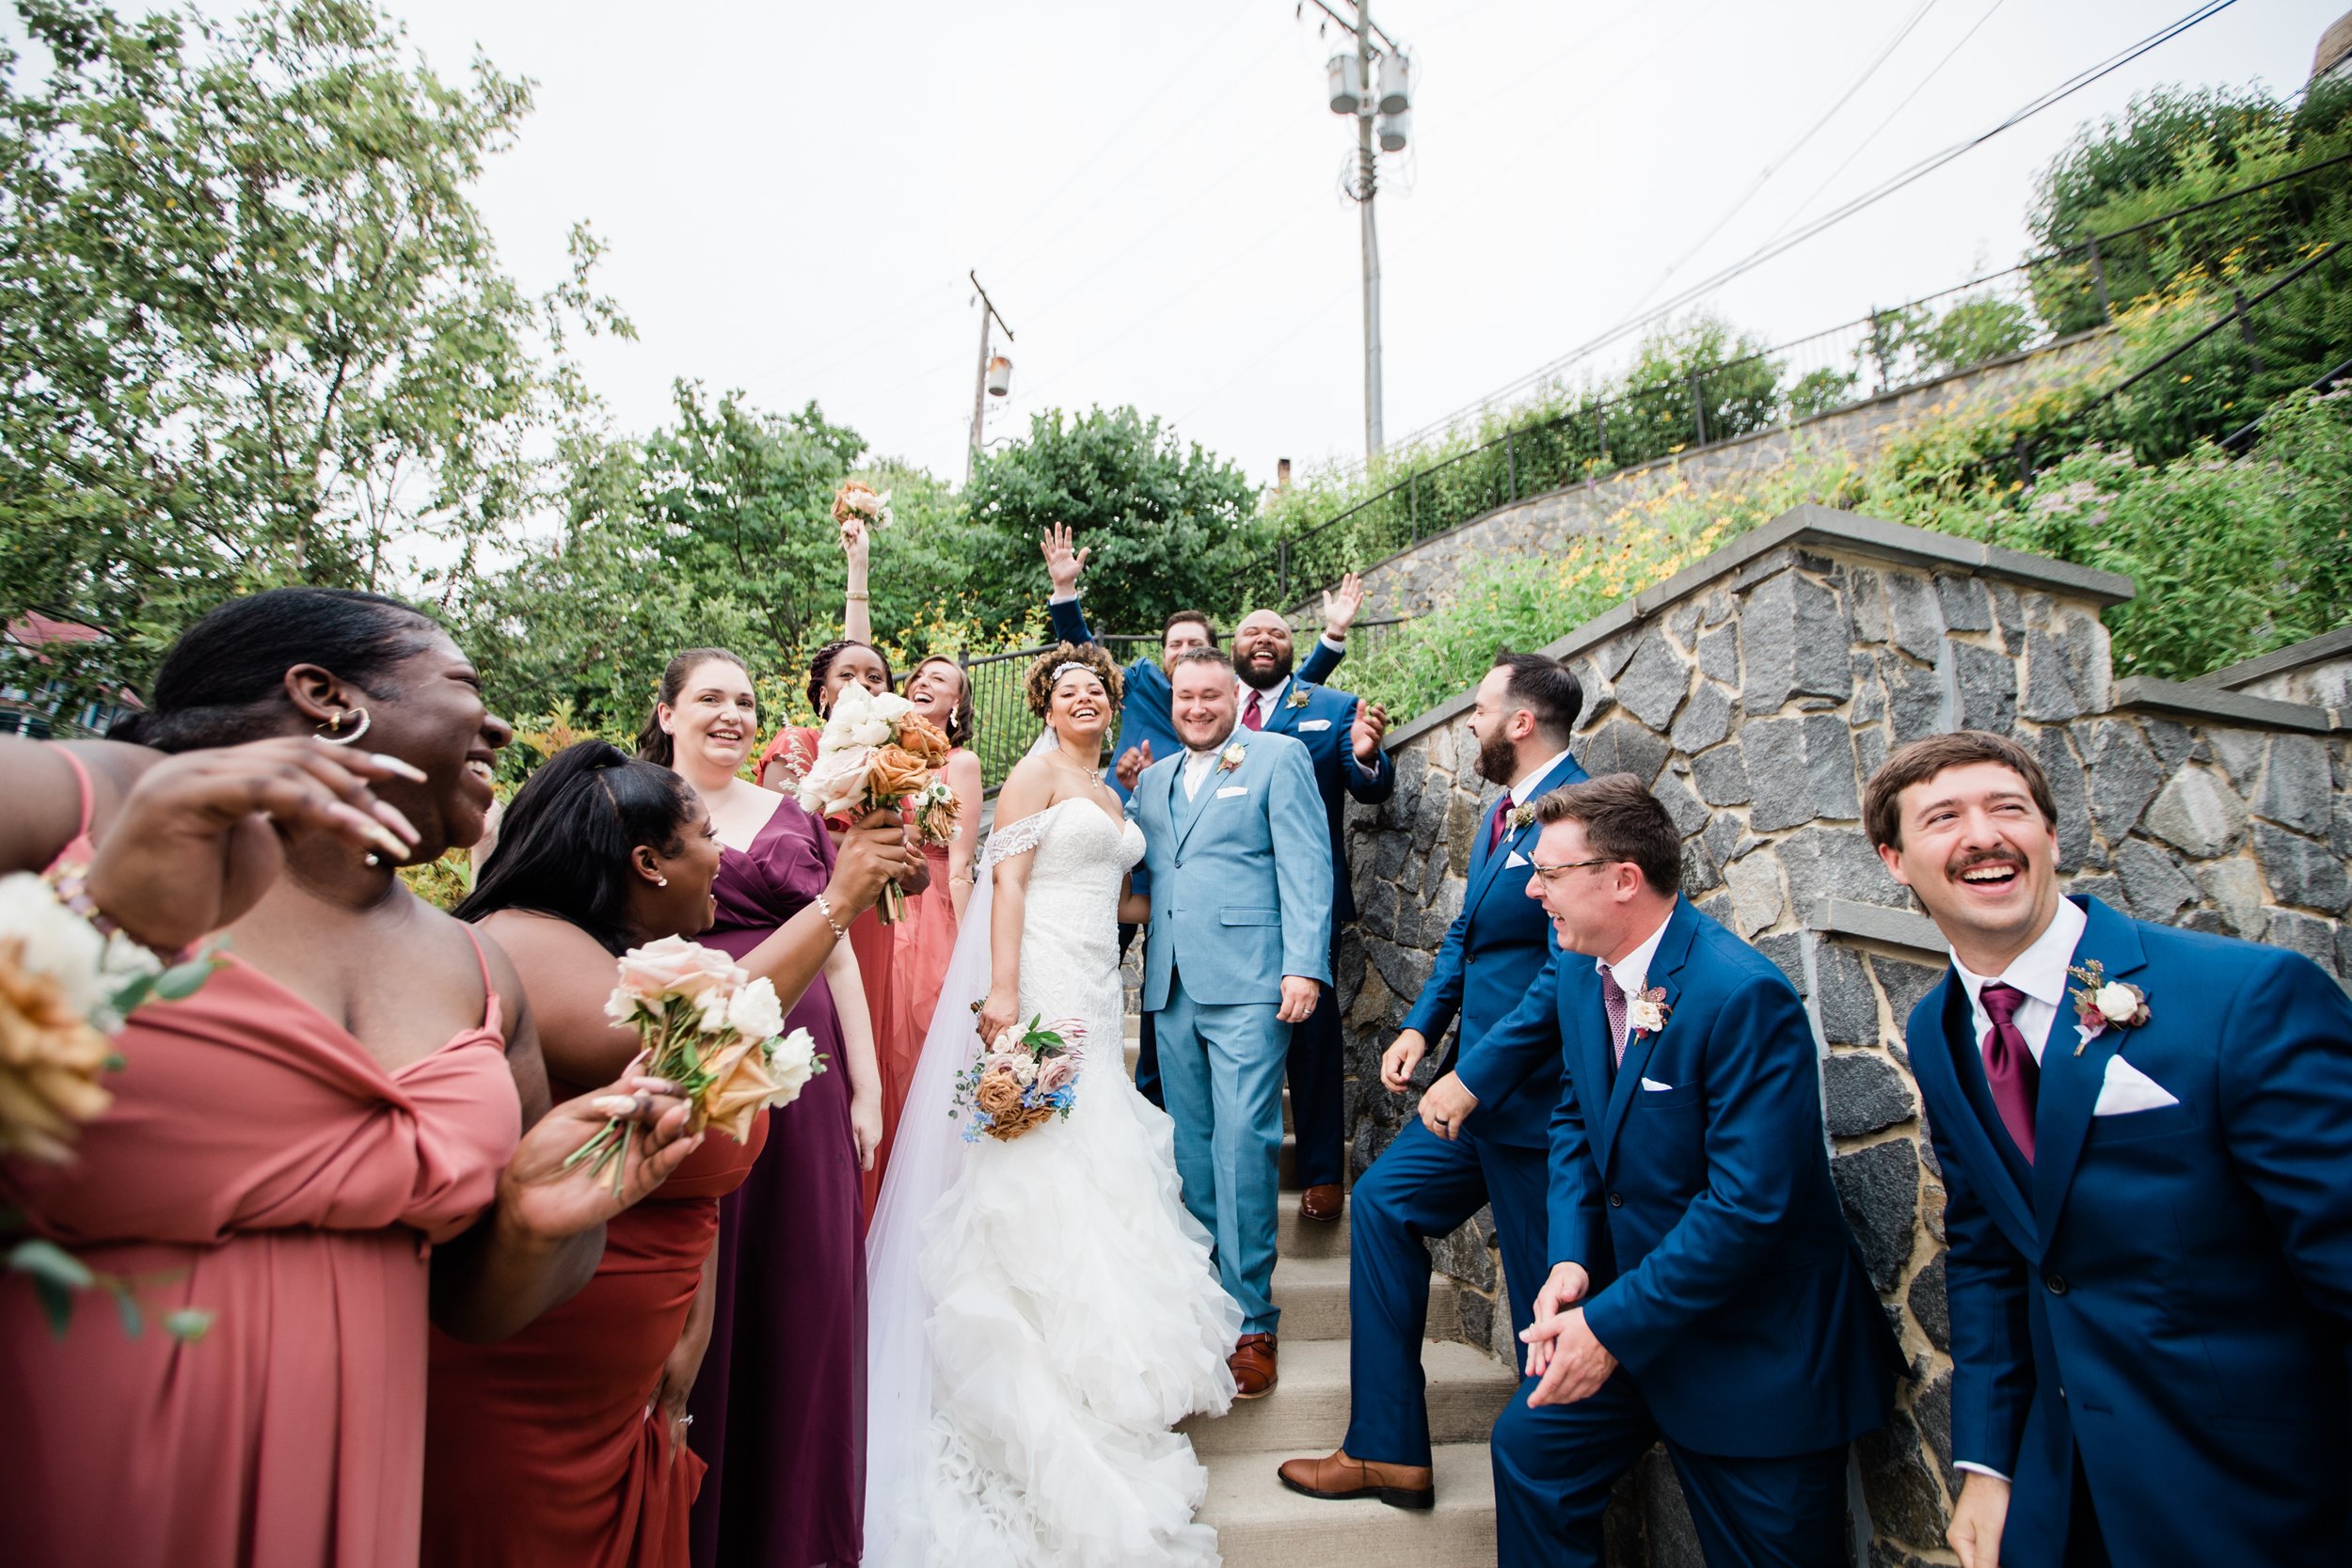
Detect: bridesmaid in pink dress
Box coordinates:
(0, 588, 702, 1568)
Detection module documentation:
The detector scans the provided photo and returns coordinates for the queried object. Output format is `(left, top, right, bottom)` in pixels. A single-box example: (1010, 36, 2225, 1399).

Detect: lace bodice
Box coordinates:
(982, 799, 1142, 1051)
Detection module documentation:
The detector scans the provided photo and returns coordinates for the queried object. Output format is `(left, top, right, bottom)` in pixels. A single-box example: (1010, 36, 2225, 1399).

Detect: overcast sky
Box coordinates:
(102, 2, 2352, 487)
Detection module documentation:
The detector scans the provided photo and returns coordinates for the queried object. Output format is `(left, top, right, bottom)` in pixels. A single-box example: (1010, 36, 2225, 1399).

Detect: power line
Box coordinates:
(1400, 0, 2242, 448)
(1757, 0, 2011, 249)
(1613, 0, 1941, 321)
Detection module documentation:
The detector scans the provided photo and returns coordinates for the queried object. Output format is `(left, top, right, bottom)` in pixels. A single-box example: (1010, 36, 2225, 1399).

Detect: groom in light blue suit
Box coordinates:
(1131, 646, 1333, 1398)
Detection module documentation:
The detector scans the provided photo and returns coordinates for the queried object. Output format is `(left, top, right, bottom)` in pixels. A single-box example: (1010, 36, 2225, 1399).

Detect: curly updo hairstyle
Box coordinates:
(804, 639, 896, 720)
(1023, 641, 1124, 719)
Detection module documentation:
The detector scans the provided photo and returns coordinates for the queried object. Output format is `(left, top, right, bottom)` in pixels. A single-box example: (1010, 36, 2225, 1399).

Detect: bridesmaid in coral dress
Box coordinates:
(423, 741, 903, 1567)
(0, 588, 701, 1568)
(867, 655, 984, 1215)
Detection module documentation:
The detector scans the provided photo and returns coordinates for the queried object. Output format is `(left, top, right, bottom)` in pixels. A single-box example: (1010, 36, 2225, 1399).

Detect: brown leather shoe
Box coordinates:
(1297, 1182, 1343, 1222)
(1277, 1449, 1436, 1511)
(1229, 1333, 1279, 1400)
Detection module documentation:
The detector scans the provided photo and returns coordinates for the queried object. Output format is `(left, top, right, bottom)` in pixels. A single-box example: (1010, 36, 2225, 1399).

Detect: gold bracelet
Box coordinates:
(845, 591, 870, 602)
(814, 893, 850, 942)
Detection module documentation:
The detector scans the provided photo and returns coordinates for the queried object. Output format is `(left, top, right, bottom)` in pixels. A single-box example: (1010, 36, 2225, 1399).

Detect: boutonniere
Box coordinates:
(1217, 742, 1248, 774)
(1625, 987, 1670, 1040)
(1286, 687, 1311, 709)
(2066, 960, 2150, 1055)
(1507, 800, 1538, 832)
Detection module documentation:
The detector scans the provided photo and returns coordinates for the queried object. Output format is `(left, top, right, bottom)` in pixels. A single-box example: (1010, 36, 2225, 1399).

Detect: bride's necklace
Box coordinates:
(1050, 753, 1105, 789)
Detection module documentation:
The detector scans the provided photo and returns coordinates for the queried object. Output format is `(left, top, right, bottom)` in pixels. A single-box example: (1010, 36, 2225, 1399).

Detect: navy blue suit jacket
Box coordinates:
(1905, 895, 2352, 1568)
(1046, 595, 1340, 806)
(1249, 675, 1393, 927)
(1496, 897, 1898, 1456)
(1409, 752, 1589, 1149)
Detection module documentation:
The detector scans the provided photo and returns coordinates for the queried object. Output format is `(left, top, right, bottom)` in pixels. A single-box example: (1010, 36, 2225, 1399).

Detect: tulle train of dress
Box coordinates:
(866, 798, 1241, 1568)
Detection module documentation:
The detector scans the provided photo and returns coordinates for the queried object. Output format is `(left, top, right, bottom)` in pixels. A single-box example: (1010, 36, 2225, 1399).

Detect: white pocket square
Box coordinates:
(1505, 849, 1530, 867)
(1215, 785, 1248, 799)
(1640, 1077, 1673, 1091)
(2091, 1053, 2180, 1116)
(1298, 719, 1332, 732)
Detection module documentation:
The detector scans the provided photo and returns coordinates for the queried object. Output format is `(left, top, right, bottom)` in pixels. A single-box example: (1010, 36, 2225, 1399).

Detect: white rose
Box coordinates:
(698, 991, 734, 1035)
(0, 872, 112, 1019)
(1626, 996, 1665, 1034)
(761, 1026, 822, 1107)
(2093, 981, 2140, 1025)
(868, 691, 914, 724)
(727, 976, 786, 1041)
(794, 744, 875, 817)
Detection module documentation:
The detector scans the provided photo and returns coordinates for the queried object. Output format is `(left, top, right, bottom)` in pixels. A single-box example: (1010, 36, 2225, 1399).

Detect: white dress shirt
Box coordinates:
(1597, 905, 1676, 1051)
(1236, 676, 1287, 732)
(1181, 746, 1222, 801)
(1946, 895, 2086, 1482)
(1511, 747, 1578, 809)
(1950, 896, 2087, 1068)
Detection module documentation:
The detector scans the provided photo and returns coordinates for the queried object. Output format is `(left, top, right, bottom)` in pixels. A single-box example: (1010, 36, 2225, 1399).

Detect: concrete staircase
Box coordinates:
(1122, 1018, 1519, 1566)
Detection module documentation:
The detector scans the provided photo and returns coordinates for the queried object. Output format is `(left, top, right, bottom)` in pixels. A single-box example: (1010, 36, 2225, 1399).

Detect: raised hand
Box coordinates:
(1350, 699, 1389, 765)
(1040, 522, 1089, 597)
(1379, 1028, 1428, 1093)
(838, 512, 870, 570)
(1321, 572, 1367, 639)
(1115, 741, 1152, 793)
(85, 737, 427, 952)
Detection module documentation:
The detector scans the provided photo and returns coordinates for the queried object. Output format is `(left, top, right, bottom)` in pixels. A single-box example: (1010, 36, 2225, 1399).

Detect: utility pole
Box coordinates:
(967, 270, 1016, 483)
(1318, 1, 1407, 465)
(1355, 4, 1383, 459)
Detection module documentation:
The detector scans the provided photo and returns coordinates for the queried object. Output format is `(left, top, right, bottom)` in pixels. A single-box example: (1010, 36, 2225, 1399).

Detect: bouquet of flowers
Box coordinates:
(950, 1014, 1086, 1143)
(833, 480, 893, 546)
(567, 936, 824, 1193)
(794, 684, 961, 923)
(0, 872, 218, 1164)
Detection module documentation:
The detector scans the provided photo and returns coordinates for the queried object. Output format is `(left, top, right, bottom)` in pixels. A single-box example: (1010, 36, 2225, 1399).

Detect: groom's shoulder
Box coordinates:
(1246, 728, 1312, 765)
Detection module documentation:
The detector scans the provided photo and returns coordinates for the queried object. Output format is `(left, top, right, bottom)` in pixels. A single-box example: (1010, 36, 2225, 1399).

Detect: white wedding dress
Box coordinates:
(865, 797, 1242, 1568)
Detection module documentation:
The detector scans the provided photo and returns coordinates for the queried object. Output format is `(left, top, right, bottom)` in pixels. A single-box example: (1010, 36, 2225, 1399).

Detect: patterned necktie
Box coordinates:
(1242, 689, 1264, 731)
(1598, 961, 1629, 1067)
(1487, 797, 1510, 854)
(1978, 981, 2040, 1163)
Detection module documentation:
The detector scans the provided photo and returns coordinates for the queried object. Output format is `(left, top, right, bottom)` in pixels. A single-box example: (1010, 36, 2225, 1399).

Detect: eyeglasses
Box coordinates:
(1528, 856, 1616, 883)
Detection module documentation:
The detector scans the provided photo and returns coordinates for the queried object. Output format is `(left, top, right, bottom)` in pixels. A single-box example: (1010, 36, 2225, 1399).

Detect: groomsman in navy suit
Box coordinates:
(1490, 775, 1899, 1567)
(1277, 652, 1585, 1508)
(1865, 730, 2352, 1568)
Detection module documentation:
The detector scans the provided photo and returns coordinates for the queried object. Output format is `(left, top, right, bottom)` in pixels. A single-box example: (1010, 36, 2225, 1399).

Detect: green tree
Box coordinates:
(0, 0, 622, 712)
(961, 405, 1264, 633)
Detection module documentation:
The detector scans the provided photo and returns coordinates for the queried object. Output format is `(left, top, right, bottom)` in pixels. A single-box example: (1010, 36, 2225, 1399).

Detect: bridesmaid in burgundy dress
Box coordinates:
(641, 647, 899, 1568)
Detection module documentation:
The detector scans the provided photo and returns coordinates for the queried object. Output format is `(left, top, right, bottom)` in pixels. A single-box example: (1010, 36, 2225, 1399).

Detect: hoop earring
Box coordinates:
(319, 707, 372, 745)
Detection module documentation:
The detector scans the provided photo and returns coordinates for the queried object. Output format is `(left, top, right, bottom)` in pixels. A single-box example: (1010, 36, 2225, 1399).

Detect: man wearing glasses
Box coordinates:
(1469, 774, 1898, 1566)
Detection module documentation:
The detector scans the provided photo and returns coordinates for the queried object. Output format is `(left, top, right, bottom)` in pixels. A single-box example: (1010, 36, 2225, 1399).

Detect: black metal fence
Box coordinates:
(1229, 150, 2352, 611)
(958, 614, 1419, 791)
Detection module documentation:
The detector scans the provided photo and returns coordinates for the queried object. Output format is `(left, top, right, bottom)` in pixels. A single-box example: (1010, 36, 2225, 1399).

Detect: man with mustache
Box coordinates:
(1866, 730, 2352, 1568)
(1279, 652, 1585, 1510)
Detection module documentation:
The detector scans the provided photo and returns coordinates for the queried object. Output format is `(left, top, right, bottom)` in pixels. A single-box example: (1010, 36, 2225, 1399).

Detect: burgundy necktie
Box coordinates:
(1978, 981, 2040, 1162)
(1598, 961, 1629, 1067)
(1242, 689, 1264, 731)
(1487, 797, 1510, 853)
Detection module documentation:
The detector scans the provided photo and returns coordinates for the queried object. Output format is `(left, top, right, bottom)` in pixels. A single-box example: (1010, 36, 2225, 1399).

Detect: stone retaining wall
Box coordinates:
(1337, 506, 2350, 1566)
(1299, 333, 2117, 627)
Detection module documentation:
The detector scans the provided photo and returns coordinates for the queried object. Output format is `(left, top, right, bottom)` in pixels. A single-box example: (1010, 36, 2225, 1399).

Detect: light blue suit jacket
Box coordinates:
(1130, 727, 1333, 1011)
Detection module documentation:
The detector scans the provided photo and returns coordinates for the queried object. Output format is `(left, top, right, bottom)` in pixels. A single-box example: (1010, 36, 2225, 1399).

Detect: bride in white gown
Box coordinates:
(865, 646, 1242, 1568)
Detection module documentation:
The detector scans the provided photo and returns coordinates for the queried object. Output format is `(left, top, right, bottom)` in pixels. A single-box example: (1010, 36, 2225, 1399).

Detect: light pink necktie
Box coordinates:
(1599, 961, 1629, 1067)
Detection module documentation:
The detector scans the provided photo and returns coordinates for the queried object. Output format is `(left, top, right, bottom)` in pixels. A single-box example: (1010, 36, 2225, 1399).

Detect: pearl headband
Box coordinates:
(1050, 661, 1098, 687)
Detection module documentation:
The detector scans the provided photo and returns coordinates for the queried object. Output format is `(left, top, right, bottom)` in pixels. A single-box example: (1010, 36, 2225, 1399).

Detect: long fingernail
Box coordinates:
(373, 800, 421, 844)
(367, 823, 411, 863)
(629, 1077, 678, 1097)
(593, 1096, 640, 1117)
(369, 752, 429, 782)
